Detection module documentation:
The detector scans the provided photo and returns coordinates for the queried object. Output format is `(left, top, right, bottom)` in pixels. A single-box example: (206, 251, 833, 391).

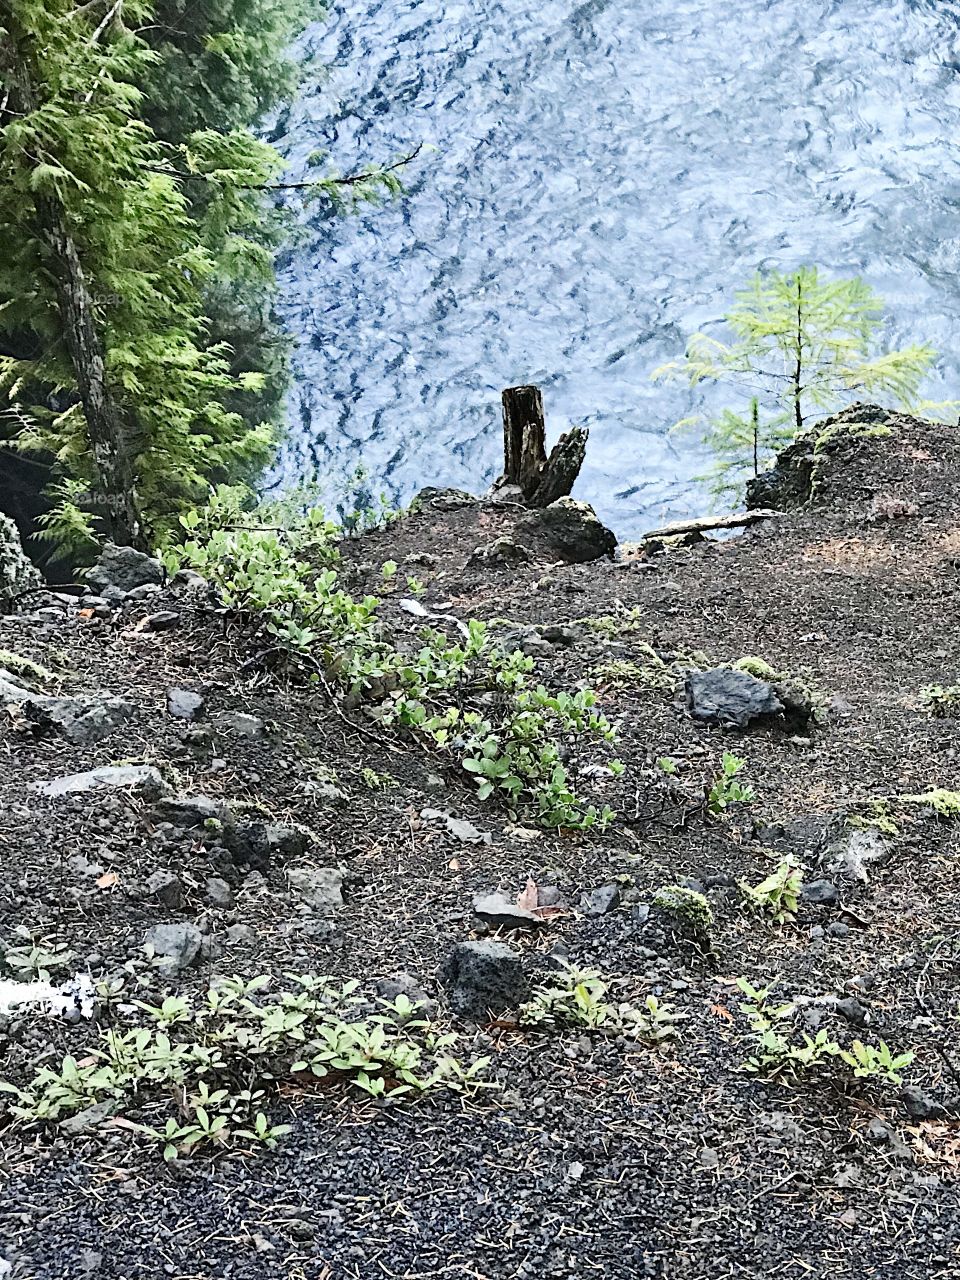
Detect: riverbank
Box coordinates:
(1, 404, 959, 1278)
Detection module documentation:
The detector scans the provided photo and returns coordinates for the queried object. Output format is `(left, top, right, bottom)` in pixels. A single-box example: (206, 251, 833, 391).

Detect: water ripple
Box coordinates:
(269, 0, 960, 533)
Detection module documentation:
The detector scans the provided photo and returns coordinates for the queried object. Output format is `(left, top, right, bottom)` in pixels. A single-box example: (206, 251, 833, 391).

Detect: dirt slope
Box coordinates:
(1, 405, 959, 1280)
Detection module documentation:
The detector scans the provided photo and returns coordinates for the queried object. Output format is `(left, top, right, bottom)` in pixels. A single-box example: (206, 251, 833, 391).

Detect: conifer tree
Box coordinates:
(0, 0, 421, 551)
(655, 267, 936, 498)
(0, 0, 280, 548)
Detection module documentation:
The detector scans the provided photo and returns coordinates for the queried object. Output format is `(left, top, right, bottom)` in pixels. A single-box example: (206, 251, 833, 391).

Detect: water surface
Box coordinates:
(269, 0, 960, 534)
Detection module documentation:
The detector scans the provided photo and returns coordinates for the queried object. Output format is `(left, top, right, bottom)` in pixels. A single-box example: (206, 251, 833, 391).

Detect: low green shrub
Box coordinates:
(740, 856, 802, 924)
(519, 962, 681, 1041)
(736, 979, 913, 1085)
(1, 976, 490, 1162)
(708, 752, 756, 814)
(164, 508, 618, 829)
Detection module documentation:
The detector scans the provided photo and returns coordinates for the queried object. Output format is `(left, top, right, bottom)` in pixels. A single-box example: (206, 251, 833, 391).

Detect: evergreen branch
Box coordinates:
(143, 142, 425, 193)
(87, 0, 123, 44)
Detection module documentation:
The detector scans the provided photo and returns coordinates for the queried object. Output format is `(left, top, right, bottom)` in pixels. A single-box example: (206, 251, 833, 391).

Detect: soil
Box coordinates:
(2, 405, 960, 1279)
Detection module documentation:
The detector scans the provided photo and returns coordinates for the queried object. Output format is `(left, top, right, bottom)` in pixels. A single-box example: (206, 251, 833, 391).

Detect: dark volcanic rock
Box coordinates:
(746, 440, 816, 511)
(524, 497, 617, 563)
(287, 866, 344, 912)
(901, 1085, 945, 1120)
(226, 821, 309, 871)
(25, 693, 136, 744)
(205, 876, 235, 909)
(801, 879, 839, 906)
(0, 511, 43, 606)
(140, 610, 180, 633)
(86, 543, 163, 594)
(685, 668, 783, 728)
(153, 794, 230, 828)
(145, 869, 184, 909)
(440, 939, 529, 1019)
(35, 764, 168, 799)
(212, 710, 267, 739)
(466, 537, 532, 569)
(414, 486, 477, 510)
(144, 922, 202, 971)
(579, 884, 620, 916)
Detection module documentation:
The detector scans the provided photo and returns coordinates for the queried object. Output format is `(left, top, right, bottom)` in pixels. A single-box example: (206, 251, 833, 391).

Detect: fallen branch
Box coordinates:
(641, 509, 778, 541)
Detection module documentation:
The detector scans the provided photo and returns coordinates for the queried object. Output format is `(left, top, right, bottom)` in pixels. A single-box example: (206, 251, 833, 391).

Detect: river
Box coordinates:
(267, 0, 960, 536)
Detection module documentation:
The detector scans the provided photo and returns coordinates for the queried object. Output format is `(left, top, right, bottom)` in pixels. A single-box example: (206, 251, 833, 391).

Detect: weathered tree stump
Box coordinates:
(500, 385, 588, 507)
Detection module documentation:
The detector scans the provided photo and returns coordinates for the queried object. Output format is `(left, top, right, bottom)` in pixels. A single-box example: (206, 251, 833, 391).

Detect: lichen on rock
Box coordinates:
(0, 513, 42, 608)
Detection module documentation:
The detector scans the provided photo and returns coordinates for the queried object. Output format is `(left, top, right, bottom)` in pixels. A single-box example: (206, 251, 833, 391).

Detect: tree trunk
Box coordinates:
(1, 12, 144, 549)
(34, 194, 144, 547)
(500, 385, 587, 507)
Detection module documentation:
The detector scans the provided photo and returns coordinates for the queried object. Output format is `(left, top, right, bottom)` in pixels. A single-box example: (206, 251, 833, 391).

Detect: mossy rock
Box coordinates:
(652, 885, 714, 947)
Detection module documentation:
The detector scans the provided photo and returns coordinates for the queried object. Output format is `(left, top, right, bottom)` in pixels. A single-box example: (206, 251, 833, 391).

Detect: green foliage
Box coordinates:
(165, 511, 618, 828)
(138, 0, 322, 143)
(708, 752, 755, 814)
(899, 789, 960, 819)
(739, 856, 802, 925)
(1, 974, 491, 1159)
(362, 767, 398, 791)
(837, 1039, 915, 1085)
(0, 649, 55, 687)
(655, 266, 936, 499)
(519, 962, 681, 1041)
(0, 0, 277, 548)
(732, 656, 783, 681)
(3, 933, 74, 980)
(846, 803, 900, 838)
(812, 420, 892, 453)
(736, 979, 913, 1085)
(0, 0, 421, 551)
(920, 684, 960, 717)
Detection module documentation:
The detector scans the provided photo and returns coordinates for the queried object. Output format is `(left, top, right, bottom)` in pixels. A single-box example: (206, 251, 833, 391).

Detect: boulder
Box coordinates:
(901, 1085, 945, 1120)
(800, 879, 839, 906)
(86, 543, 163, 595)
(375, 972, 435, 1015)
(212, 710, 266, 739)
(824, 828, 890, 883)
(226, 821, 309, 871)
(440, 940, 529, 1019)
(34, 764, 168, 800)
(139, 610, 180, 633)
(414, 486, 477, 510)
(205, 876, 235, 909)
(287, 866, 344, 913)
(145, 869, 184, 910)
(144, 922, 202, 971)
(466, 538, 532, 569)
(0, 512, 42, 608)
(166, 688, 205, 721)
(524, 497, 616, 564)
(685, 668, 783, 728)
(421, 809, 492, 845)
(225, 923, 256, 946)
(23, 693, 136, 745)
(152, 794, 231, 828)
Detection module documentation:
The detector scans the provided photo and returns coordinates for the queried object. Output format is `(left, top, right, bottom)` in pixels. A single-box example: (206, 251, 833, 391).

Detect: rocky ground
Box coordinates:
(1, 405, 959, 1279)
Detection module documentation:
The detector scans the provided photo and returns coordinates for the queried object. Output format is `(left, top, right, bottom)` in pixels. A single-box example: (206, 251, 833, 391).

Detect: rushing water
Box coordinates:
(268, 0, 960, 536)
